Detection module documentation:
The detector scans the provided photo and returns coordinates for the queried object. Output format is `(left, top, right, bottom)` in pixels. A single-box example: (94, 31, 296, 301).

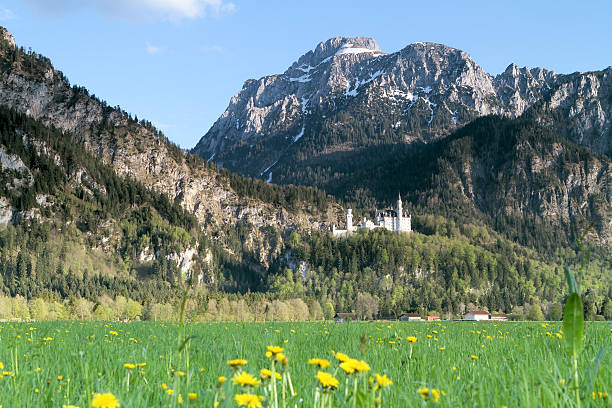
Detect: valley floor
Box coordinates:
(0, 321, 610, 407)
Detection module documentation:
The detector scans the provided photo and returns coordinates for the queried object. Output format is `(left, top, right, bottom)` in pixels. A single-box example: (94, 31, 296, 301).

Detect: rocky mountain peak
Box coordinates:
(0, 26, 15, 48)
(288, 36, 384, 73)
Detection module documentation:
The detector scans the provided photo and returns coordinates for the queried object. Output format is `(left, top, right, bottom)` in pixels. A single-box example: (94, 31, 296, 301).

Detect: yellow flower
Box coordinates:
(308, 358, 331, 368)
(218, 376, 227, 385)
(123, 363, 136, 370)
(0, 362, 3, 370)
(177, 371, 185, 377)
(136, 363, 146, 368)
(417, 387, 430, 400)
(333, 351, 350, 362)
(234, 393, 264, 408)
(187, 393, 197, 401)
(63, 405, 79, 408)
(340, 359, 370, 374)
(166, 389, 174, 395)
(317, 371, 339, 389)
(471, 355, 478, 360)
(43, 337, 53, 342)
(260, 368, 281, 380)
(109, 331, 118, 336)
(266, 345, 284, 355)
(227, 359, 247, 367)
(232, 371, 260, 387)
(407, 336, 417, 343)
(161, 383, 167, 389)
(375, 373, 392, 389)
(91, 392, 120, 408)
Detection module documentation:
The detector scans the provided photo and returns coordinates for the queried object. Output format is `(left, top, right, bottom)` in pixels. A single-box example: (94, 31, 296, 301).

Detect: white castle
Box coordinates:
(332, 194, 412, 236)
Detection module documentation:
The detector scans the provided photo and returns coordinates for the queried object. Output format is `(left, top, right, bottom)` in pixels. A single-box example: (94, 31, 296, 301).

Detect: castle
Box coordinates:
(332, 194, 412, 236)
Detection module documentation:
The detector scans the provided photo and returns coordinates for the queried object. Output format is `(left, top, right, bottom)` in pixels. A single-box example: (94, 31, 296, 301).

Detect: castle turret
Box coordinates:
(396, 193, 403, 232)
(346, 208, 353, 231)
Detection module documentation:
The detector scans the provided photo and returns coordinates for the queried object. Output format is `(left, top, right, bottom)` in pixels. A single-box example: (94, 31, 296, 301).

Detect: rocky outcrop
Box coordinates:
(194, 36, 611, 182)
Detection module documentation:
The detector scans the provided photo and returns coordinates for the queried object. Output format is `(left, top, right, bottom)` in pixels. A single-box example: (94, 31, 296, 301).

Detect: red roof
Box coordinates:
(468, 310, 489, 315)
(491, 313, 508, 317)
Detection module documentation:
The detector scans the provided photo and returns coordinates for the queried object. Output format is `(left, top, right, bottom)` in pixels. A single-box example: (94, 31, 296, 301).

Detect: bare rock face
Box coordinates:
(528, 68, 612, 155)
(194, 36, 610, 181)
(0, 27, 341, 269)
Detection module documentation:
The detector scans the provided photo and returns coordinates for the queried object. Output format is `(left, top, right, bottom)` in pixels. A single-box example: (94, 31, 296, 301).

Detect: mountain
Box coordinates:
(193, 36, 610, 186)
(0, 26, 342, 277)
(330, 116, 611, 249)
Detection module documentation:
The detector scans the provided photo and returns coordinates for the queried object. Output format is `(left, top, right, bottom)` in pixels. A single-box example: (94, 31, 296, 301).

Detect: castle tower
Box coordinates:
(346, 208, 353, 231)
(396, 193, 402, 232)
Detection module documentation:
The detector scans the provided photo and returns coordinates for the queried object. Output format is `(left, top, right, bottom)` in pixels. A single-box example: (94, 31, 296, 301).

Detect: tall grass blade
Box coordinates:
(586, 346, 606, 393)
(563, 293, 584, 355)
(563, 266, 579, 295)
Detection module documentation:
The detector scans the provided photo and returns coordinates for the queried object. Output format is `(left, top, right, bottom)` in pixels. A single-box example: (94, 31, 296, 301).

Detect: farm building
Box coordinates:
(400, 313, 422, 321)
(464, 310, 490, 321)
(334, 313, 357, 322)
(490, 313, 509, 321)
(427, 316, 440, 321)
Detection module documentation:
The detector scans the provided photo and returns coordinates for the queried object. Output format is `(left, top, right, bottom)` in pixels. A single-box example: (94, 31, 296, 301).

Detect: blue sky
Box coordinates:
(1, 0, 610, 148)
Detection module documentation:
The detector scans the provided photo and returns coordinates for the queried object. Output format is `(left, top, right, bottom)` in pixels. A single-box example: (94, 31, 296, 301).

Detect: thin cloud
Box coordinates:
(200, 45, 226, 54)
(24, 0, 237, 22)
(145, 41, 165, 55)
(0, 7, 15, 20)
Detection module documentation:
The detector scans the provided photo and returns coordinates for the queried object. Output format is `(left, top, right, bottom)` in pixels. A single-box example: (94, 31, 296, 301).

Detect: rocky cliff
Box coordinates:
(0, 26, 341, 270)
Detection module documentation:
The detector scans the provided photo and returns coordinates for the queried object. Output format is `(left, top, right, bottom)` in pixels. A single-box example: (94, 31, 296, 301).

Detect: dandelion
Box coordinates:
(308, 358, 331, 368)
(123, 363, 136, 370)
(316, 371, 339, 389)
(417, 387, 443, 403)
(91, 392, 120, 408)
(260, 368, 281, 380)
(227, 359, 247, 367)
(166, 389, 174, 395)
(471, 355, 478, 360)
(217, 376, 227, 385)
(234, 393, 264, 408)
(161, 383, 167, 389)
(232, 371, 260, 387)
(266, 345, 284, 355)
(407, 336, 417, 343)
(333, 351, 350, 362)
(188, 393, 197, 401)
(374, 373, 392, 389)
(340, 358, 370, 374)
(63, 405, 79, 408)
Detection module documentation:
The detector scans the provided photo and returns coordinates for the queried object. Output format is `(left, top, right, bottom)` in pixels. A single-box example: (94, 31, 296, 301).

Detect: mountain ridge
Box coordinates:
(194, 35, 610, 181)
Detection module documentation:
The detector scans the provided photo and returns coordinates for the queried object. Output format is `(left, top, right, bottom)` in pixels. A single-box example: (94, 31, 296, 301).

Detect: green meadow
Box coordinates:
(0, 321, 610, 407)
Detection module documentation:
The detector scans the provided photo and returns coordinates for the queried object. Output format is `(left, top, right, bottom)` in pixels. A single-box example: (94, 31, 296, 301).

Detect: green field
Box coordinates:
(0, 321, 610, 407)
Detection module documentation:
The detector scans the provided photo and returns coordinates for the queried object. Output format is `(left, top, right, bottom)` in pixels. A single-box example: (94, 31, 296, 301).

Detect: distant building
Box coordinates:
(400, 313, 422, 322)
(464, 310, 490, 321)
(334, 313, 357, 322)
(332, 194, 411, 236)
(490, 313, 509, 321)
(427, 316, 440, 321)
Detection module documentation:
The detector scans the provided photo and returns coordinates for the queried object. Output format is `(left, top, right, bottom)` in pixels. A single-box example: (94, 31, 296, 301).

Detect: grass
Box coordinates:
(0, 320, 609, 407)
